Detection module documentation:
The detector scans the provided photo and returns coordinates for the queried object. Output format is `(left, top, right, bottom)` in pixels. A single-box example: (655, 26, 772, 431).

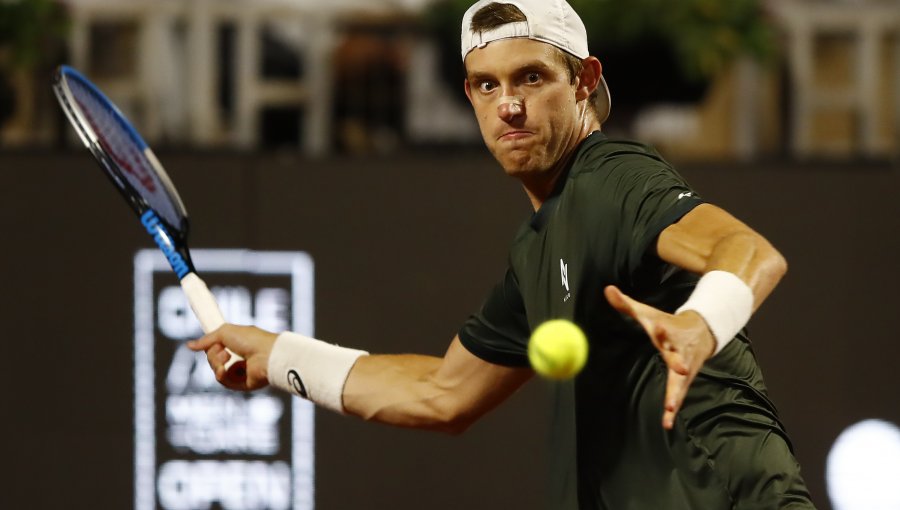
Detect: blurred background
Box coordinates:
(2, 0, 899, 509)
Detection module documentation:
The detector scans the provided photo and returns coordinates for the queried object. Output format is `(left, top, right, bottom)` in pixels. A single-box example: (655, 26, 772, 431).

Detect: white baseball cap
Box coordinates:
(460, 0, 611, 123)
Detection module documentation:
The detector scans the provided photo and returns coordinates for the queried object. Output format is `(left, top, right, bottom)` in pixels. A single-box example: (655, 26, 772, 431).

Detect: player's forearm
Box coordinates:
(660, 226, 787, 355)
(701, 230, 787, 312)
(342, 354, 475, 434)
(260, 334, 529, 433)
(658, 205, 787, 312)
(658, 205, 788, 354)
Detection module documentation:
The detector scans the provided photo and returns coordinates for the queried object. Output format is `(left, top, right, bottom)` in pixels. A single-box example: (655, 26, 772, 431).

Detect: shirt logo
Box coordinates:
(678, 191, 693, 200)
(560, 259, 569, 292)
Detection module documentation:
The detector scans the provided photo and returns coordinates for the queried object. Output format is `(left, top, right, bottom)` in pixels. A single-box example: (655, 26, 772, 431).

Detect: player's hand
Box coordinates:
(187, 324, 278, 392)
(604, 285, 715, 430)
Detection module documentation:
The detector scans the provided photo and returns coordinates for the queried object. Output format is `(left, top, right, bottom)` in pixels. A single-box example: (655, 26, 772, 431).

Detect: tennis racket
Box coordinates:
(52, 65, 245, 374)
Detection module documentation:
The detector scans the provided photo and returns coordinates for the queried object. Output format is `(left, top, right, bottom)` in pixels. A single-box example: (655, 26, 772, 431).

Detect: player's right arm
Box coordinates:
(342, 336, 532, 434)
(189, 327, 533, 434)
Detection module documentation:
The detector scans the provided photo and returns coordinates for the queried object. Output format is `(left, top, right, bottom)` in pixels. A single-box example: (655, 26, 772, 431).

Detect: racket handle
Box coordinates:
(180, 273, 246, 371)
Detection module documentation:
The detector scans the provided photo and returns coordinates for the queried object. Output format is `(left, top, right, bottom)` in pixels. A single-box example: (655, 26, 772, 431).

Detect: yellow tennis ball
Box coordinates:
(528, 319, 588, 380)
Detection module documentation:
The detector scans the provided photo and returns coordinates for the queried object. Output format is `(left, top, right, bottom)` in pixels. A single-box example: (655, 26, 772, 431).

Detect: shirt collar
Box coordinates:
(529, 131, 606, 231)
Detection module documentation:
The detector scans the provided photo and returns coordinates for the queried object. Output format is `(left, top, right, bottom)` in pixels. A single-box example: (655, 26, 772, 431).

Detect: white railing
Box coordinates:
(61, 0, 440, 153)
(769, 0, 900, 159)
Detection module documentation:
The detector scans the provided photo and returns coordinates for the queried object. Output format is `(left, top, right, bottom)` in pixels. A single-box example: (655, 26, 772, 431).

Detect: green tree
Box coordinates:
(428, 0, 776, 82)
(0, 0, 69, 69)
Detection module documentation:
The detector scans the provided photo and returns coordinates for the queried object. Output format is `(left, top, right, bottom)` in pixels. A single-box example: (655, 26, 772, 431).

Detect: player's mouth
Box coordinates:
(498, 130, 533, 141)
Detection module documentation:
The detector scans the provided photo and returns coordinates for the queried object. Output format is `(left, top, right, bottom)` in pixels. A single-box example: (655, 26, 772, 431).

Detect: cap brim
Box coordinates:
(597, 74, 611, 125)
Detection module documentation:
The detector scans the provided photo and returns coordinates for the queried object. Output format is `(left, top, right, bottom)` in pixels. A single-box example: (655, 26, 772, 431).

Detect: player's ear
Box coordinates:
(464, 77, 473, 104)
(576, 57, 602, 102)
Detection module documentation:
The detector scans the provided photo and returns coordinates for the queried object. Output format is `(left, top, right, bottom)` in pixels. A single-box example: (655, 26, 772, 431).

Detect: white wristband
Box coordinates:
(267, 331, 368, 413)
(675, 270, 754, 355)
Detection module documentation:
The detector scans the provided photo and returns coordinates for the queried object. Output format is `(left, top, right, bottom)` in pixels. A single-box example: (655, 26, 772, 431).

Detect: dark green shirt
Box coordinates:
(459, 133, 810, 509)
(460, 132, 702, 367)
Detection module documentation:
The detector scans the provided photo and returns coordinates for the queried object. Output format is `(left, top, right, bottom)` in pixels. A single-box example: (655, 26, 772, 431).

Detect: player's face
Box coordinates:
(464, 38, 585, 179)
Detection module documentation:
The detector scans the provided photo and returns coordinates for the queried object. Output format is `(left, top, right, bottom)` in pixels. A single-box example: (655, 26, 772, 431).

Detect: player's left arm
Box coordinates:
(655, 203, 787, 311)
(605, 203, 787, 429)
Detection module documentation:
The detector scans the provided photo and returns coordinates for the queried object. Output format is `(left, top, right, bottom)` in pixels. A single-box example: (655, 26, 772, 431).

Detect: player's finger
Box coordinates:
(215, 364, 231, 384)
(660, 350, 690, 377)
(663, 368, 691, 429)
(654, 325, 694, 375)
(605, 286, 657, 336)
(204, 343, 225, 370)
(213, 356, 243, 388)
(661, 352, 690, 376)
(665, 370, 688, 412)
(604, 285, 628, 312)
(652, 323, 671, 352)
(187, 330, 222, 351)
(605, 285, 650, 321)
(245, 371, 268, 391)
(219, 370, 248, 391)
(216, 348, 231, 365)
(604, 286, 649, 319)
(662, 407, 678, 430)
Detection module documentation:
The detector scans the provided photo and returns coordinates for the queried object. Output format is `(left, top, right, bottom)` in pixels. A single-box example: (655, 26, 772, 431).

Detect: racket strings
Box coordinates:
(68, 77, 182, 229)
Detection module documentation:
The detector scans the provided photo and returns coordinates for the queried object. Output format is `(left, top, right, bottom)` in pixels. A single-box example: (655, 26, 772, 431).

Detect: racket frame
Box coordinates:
(52, 65, 244, 371)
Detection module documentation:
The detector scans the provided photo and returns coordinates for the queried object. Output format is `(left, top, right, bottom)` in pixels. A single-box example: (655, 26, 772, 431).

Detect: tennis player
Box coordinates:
(190, 1, 815, 507)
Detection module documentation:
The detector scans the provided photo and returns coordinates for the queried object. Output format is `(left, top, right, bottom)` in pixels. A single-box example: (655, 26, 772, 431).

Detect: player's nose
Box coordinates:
(497, 95, 525, 122)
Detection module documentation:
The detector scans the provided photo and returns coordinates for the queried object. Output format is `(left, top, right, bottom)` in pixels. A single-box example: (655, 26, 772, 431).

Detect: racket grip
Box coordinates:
(180, 273, 246, 371)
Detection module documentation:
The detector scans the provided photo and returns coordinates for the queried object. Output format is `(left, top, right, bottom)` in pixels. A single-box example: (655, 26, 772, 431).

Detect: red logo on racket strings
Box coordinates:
(77, 99, 158, 193)
(287, 369, 308, 398)
(102, 138, 157, 193)
(78, 93, 156, 193)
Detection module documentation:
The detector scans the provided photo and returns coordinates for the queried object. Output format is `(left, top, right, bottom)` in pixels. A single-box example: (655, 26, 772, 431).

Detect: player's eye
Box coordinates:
(525, 72, 541, 84)
(478, 81, 497, 93)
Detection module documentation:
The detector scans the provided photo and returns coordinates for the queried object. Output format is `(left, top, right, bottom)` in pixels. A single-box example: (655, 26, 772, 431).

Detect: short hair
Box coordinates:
(468, 2, 601, 119)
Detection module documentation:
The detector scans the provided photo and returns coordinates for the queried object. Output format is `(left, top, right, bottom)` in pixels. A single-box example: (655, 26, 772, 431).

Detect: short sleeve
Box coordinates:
(600, 161, 704, 275)
(458, 268, 531, 367)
